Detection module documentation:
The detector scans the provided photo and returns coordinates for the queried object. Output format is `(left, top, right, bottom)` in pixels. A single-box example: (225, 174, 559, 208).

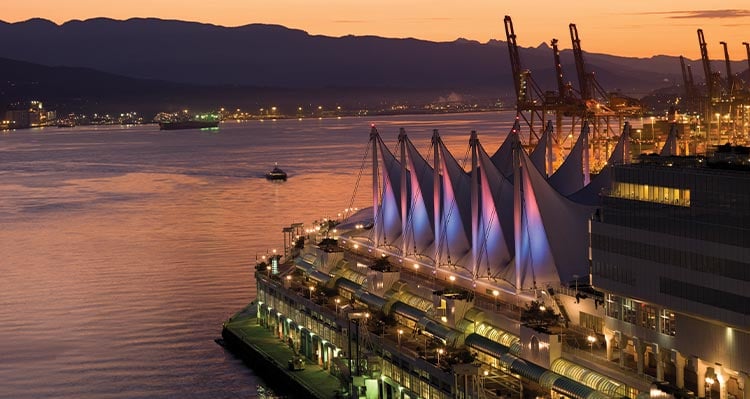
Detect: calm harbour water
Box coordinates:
(0, 112, 514, 398)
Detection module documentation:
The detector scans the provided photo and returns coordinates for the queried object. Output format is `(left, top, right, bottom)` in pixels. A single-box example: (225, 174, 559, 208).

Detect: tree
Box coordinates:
(520, 300, 560, 330)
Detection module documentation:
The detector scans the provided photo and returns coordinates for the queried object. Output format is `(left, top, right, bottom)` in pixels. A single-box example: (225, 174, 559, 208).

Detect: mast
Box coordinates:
(432, 129, 441, 269)
(470, 131, 479, 279)
(581, 122, 590, 186)
(511, 124, 523, 294)
(399, 128, 408, 257)
(370, 126, 379, 247)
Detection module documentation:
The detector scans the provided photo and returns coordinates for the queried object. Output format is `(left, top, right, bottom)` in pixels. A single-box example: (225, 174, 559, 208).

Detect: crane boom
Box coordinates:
(551, 38, 566, 100)
(504, 15, 523, 103)
(569, 23, 590, 100)
(744, 42, 750, 81)
(697, 29, 714, 100)
(720, 41, 734, 94)
(680, 56, 692, 97)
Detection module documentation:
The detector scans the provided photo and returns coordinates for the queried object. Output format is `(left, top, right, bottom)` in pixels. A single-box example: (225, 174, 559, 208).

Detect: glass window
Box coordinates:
(660, 309, 676, 336)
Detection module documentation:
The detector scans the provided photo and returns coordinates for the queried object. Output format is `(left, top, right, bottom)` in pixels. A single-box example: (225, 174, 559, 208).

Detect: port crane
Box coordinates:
(504, 15, 547, 145)
(504, 16, 638, 172)
(568, 23, 637, 169)
(679, 55, 701, 113)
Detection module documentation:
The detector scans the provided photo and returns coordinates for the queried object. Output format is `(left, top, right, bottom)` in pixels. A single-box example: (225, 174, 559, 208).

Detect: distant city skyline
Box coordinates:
(5, 1, 750, 61)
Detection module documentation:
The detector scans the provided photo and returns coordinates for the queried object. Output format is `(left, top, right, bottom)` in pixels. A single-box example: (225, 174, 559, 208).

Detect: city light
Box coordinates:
(587, 335, 597, 354)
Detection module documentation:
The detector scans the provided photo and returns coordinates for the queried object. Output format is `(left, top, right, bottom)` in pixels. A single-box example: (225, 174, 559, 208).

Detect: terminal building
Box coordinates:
(591, 152, 749, 399)
(247, 124, 748, 399)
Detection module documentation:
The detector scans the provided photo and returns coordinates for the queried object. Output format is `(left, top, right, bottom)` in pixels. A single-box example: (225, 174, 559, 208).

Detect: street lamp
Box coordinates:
(437, 348, 444, 365)
(650, 116, 656, 148)
(636, 129, 642, 154)
(413, 263, 419, 277)
(587, 335, 597, 354)
(492, 290, 499, 309)
(449, 275, 456, 289)
(335, 298, 340, 315)
(398, 329, 403, 347)
(309, 286, 315, 299)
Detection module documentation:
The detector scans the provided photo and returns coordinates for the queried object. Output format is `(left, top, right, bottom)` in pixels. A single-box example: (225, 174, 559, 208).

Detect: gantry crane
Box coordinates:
(548, 37, 587, 159)
(720, 41, 736, 96)
(504, 15, 547, 145)
(679, 55, 700, 113)
(568, 23, 632, 170)
(502, 17, 642, 172)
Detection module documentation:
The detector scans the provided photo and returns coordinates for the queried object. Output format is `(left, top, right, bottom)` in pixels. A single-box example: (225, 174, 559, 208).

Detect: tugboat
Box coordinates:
(265, 163, 287, 181)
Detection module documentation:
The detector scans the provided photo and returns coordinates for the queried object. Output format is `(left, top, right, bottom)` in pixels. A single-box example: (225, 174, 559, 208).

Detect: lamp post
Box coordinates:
(449, 275, 456, 290)
(398, 329, 403, 347)
(650, 116, 655, 138)
(637, 129, 642, 154)
(492, 290, 499, 310)
(587, 335, 597, 354)
(335, 298, 340, 315)
(413, 263, 419, 277)
(437, 348, 444, 365)
(309, 286, 315, 299)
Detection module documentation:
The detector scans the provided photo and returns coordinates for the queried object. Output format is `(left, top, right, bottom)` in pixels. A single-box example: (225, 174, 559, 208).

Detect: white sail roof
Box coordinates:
(490, 120, 521, 178)
(547, 122, 589, 196)
(515, 148, 596, 288)
(568, 122, 631, 205)
(475, 139, 515, 280)
(403, 136, 435, 258)
(436, 137, 472, 269)
(375, 134, 404, 250)
(529, 121, 553, 177)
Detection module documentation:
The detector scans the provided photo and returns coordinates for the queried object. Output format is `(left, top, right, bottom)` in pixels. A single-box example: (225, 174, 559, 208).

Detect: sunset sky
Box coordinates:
(6, 1, 750, 60)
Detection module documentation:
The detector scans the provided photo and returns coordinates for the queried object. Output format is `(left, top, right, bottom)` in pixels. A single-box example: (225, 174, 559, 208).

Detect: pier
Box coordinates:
(222, 304, 343, 399)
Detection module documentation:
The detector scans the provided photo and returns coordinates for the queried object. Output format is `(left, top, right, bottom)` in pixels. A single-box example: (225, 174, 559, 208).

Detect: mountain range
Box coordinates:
(0, 17, 747, 115)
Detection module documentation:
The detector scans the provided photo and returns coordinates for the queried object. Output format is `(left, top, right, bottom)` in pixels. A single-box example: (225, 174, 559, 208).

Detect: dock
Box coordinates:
(222, 304, 343, 399)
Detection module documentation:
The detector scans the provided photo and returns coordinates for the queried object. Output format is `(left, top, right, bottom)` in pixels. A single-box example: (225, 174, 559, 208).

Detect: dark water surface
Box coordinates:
(0, 112, 513, 398)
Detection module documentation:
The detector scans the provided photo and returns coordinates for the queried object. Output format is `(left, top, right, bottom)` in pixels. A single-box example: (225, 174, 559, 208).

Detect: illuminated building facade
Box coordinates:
(591, 155, 750, 399)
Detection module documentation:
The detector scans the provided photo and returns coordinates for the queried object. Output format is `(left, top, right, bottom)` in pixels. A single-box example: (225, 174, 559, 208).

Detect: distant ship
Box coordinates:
(265, 163, 287, 181)
(159, 120, 219, 130)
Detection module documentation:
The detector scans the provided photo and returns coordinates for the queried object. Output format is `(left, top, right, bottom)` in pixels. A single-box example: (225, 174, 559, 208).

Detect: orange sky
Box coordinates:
(6, 1, 750, 60)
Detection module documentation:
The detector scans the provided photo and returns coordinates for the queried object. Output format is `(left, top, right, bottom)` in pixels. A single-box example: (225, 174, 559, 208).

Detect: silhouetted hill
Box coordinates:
(2, 17, 748, 115)
(4, 17, 741, 98)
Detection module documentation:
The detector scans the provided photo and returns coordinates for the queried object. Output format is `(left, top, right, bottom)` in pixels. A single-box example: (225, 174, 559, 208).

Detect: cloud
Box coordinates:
(645, 9, 750, 19)
(332, 20, 369, 24)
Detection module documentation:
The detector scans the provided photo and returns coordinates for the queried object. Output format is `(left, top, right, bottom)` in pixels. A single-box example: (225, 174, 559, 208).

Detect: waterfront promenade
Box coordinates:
(223, 304, 342, 399)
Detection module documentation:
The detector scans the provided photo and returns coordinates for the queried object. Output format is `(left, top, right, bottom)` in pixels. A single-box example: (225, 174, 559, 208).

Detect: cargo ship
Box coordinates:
(155, 110, 220, 130)
(158, 120, 219, 130)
